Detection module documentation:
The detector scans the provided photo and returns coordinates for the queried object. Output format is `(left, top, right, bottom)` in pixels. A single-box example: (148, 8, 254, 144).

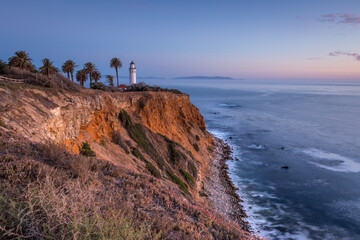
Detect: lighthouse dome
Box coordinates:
(130, 61, 136, 69)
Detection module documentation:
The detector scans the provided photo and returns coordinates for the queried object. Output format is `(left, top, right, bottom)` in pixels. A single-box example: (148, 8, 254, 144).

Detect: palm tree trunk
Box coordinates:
(116, 68, 119, 87)
(89, 74, 92, 85)
(71, 71, 74, 82)
(67, 72, 70, 79)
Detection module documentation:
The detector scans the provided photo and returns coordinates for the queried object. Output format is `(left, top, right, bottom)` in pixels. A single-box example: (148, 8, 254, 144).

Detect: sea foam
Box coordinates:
(301, 148, 360, 173)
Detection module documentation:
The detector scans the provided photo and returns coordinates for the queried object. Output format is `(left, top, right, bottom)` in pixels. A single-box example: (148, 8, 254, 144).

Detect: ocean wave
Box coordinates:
(247, 144, 267, 150)
(218, 103, 240, 108)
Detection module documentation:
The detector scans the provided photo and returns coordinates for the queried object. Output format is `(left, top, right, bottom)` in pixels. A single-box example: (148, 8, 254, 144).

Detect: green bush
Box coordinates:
(0, 118, 6, 128)
(80, 142, 96, 157)
(126, 82, 184, 94)
(166, 170, 190, 196)
(188, 150, 194, 159)
(179, 169, 195, 185)
(119, 110, 148, 149)
(119, 110, 164, 169)
(0, 60, 7, 74)
(195, 135, 200, 141)
(169, 142, 186, 164)
(193, 143, 199, 152)
(187, 160, 198, 178)
(90, 82, 110, 91)
(146, 162, 160, 178)
(100, 139, 106, 147)
(131, 147, 145, 161)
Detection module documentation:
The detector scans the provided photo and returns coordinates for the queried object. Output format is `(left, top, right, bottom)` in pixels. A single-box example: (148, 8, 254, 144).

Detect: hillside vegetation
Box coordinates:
(0, 75, 260, 239)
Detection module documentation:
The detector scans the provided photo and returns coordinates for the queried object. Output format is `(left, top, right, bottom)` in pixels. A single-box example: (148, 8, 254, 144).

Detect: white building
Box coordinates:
(129, 61, 136, 85)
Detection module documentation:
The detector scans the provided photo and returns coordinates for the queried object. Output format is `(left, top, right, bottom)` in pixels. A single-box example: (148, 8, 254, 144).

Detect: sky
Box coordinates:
(1, 0, 360, 80)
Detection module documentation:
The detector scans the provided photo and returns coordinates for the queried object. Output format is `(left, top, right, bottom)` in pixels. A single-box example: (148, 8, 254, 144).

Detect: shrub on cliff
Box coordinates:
(146, 161, 161, 178)
(193, 143, 200, 152)
(169, 142, 186, 164)
(131, 147, 145, 160)
(0, 60, 7, 74)
(119, 109, 165, 169)
(166, 170, 190, 196)
(90, 82, 121, 92)
(0, 118, 6, 128)
(80, 142, 96, 157)
(180, 169, 195, 185)
(126, 82, 184, 94)
(187, 160, 198, 178)
(195, 135, 200, 141)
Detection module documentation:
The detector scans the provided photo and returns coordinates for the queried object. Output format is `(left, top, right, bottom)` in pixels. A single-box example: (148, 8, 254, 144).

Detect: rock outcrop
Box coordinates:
(0, 86, 214, 197)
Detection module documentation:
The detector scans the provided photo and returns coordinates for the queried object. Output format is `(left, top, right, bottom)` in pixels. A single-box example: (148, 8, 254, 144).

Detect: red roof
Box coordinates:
(117, 84, 128, 89)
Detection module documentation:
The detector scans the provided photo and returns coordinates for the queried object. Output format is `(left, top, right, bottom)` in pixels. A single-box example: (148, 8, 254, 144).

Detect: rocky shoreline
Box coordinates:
(205, 137, 250, 231)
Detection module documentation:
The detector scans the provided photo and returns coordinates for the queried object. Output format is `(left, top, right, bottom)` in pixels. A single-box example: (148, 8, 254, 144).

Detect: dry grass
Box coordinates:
(0, 131, 159, 239)
(0, 178, 158, 240)
(3, 67, 81, 91)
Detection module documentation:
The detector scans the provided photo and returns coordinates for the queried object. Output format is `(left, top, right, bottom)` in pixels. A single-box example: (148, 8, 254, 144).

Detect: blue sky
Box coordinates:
(1, 0, 360, 80)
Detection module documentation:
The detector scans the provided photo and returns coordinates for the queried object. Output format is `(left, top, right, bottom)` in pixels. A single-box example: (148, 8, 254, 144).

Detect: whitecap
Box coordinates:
(218, 103, 240, 108)
(247, 144, 267, 150)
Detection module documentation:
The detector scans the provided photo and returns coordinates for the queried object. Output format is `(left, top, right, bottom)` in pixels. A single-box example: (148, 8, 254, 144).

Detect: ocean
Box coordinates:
(144, 78, 360, 240)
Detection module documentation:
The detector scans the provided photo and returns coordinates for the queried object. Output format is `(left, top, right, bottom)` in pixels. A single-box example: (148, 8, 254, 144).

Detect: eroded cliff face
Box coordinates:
(0, 86, 214, 197)
(0, 84, 261, 239)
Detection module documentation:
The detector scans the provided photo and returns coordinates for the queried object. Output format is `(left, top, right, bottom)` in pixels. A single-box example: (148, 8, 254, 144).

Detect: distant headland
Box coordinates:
(173, 76, 234, 80)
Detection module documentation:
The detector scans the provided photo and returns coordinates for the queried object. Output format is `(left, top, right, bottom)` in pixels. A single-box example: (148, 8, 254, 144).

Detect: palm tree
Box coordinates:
(62, 62, 70, 79)
(76, 69, 87, 87)
(92, 70, 101, 83)
(106, 75, 114, 87)
(84, 62, 96, 84)
(0, 59, 7, 74)
(110, 58, 122, 87)
(68, 60, 77, 82)
(8, 51, 34, 71)
(39, 58, 59, 76)
(62, 60, 77, 82)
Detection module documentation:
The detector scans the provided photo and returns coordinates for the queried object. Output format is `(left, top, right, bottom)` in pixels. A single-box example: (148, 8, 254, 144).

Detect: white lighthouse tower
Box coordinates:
(129, 61, 136, 85)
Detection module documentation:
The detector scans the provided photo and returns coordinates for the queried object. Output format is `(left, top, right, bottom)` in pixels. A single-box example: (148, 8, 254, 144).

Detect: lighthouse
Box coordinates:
(129, 61, 136, 85)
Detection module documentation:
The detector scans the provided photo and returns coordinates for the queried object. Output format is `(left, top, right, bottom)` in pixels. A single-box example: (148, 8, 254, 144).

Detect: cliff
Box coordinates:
(0, 82, 260, 239)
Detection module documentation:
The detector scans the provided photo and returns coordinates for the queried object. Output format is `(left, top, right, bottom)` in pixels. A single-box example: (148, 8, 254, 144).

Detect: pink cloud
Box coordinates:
(318, 14, 336, 22)
(307, 57, 322, 61)
(329, 51, 360, 61)
(318, 13, 360, 24)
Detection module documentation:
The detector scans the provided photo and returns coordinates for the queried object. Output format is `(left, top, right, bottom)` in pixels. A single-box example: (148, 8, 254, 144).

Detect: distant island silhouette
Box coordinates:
(119, 76, 165, 79)
(174, 76, 234, 80)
